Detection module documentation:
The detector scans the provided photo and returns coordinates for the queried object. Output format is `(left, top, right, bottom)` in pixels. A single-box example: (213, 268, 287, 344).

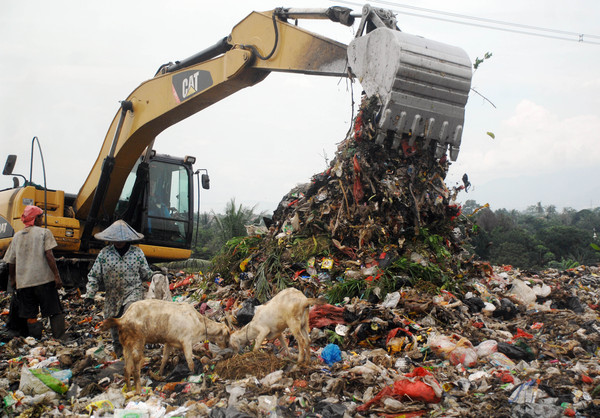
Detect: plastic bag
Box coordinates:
(382, 291, 401, 308)
(309, 304, 346, 328)
(386, 328, 417, 354)
(257, 395, 278, 415)
(29, 368, 69, 394)
(497, 341, 534, 361)
(489, 352, 515, 370)
(357, 367, 442, 412)
(449, 340, 478, 368)
(235, 298, 260, 326)
(320, 344, 342, 366)
(19, 366, 51, 395)
(428, 334, 478, 367)
(113, 410, 150, 418)
(532, 283, 551, 297)
(508, 379, 539, 403)
(475, 340, 498, 358)
(507, 279, 537, 307)
(86, 400, 115, 415)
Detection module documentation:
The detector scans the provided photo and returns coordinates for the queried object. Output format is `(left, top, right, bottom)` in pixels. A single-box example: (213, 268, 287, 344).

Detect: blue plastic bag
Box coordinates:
(320, 344, 342, 366)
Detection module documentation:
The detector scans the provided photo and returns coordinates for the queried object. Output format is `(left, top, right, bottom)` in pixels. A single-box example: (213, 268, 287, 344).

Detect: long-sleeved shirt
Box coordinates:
(86, 244, 153, 318)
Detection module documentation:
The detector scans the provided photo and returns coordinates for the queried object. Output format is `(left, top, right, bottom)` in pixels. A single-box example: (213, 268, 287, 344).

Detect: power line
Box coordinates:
(335, 0, 600, 45)
(372, 0, 600, 40)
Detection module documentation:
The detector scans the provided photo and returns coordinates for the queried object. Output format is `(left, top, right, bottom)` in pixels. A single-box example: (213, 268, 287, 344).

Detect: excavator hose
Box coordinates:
(240, 12, 279, 61)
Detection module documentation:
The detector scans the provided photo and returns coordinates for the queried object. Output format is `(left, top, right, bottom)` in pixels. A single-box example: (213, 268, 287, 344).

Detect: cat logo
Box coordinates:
(172, 70, 213, 103)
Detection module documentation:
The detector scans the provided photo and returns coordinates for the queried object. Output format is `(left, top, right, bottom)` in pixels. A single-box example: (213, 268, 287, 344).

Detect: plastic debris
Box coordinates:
(320, 344, 342, 367)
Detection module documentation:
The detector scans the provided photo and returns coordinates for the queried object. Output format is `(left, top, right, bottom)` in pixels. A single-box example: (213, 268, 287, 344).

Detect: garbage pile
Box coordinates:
(1, 94, 599, 416)
(1, 265, 600, 417)
(212, 94, 474, 303)
(270, 94, 462, 248)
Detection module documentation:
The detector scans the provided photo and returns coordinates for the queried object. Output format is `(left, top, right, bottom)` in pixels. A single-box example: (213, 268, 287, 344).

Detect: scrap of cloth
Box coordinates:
(21, 205, 43, 227)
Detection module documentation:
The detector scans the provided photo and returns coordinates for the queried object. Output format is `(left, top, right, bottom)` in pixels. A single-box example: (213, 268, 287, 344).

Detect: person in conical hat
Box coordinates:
(84, 219, 153, 356)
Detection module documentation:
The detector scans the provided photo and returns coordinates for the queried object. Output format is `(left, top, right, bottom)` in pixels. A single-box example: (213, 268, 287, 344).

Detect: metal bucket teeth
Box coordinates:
(347, 28, 472, 161)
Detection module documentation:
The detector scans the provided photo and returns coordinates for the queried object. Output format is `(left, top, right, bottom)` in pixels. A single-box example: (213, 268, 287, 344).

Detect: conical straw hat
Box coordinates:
(94, 220, 144, 242)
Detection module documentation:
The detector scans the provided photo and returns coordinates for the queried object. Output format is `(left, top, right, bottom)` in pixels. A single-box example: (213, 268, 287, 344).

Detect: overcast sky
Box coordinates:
(1, 0, 599, 215)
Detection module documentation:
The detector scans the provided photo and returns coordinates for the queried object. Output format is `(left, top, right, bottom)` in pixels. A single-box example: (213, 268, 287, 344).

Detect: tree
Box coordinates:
(469, 205, 600, 269)
(535, 225, 596, 265)
(488, 228, 541, 269)
(212, 198, 264, 247)
(462, 199, 480, 215)
(191, 212, 220, 259)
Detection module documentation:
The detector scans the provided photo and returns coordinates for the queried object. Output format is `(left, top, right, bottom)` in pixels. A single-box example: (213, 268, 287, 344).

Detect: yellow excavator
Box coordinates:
(0, 5, 472, 288)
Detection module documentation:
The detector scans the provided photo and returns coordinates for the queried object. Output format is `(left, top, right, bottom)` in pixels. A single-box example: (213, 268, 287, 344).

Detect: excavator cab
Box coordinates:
(114, 153, 196, 259)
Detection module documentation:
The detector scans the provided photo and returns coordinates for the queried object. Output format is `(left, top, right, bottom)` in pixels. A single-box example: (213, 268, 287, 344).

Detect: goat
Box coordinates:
(229, 288, 326, 364)
(100, 299, 229, 393)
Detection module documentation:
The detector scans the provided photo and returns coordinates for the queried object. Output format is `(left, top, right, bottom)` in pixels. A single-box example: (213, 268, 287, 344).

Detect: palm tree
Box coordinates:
(212, 198, 261, 245)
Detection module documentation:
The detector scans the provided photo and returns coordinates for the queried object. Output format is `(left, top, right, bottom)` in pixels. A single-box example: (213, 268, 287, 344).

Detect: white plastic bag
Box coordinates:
(507, 279, 537, 307)
(475, 340, 498, 358)
(428, 334, 478, 367)
(19, 366, 51, 395)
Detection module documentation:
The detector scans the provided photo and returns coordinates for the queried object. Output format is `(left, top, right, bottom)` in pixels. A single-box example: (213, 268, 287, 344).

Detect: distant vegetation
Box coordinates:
(464, 200, 600, 270)
(187, 198, 600, 274)
(190, 198, 265, 260)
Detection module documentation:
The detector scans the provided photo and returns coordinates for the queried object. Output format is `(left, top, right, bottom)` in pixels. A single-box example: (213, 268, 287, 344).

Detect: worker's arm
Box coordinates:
(137, 248, 154, 282)
(45, 249, 62, 289)
(8, 263, 16, 291)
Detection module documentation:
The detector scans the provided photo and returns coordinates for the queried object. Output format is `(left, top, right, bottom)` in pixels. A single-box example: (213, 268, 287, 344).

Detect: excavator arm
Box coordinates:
(74, 8, 351, 222)
(74, 5, 472, 244)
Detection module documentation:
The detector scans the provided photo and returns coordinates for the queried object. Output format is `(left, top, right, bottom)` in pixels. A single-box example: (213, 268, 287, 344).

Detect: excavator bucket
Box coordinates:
(347, 28, 472, 161)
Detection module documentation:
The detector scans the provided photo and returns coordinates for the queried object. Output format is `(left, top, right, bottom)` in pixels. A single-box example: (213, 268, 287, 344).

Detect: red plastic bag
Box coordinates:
(385, 327, 416, 353)
(309, 304, 346, 329)
(169, 275, 193, 290)
(356, 367, 442, 412)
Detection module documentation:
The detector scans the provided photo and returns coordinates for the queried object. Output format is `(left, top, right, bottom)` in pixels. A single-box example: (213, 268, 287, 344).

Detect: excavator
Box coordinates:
(0, 4, 472, 289)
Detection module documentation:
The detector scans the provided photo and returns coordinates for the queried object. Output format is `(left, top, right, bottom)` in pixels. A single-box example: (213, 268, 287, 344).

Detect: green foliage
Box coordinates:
(469, 202, 600, 270)
(254, 264, 272, 303)
(473, 52, 493, 70)
(191, 198, 267, 260)
(191, 212, 220, 259)
(287, 235, 331, 262)
(325, 329, 344, 346)
(420, 228, 451, 262)
(326, 278, 369, 304)
(211, 235, 262, 281)
(547, 258, 580, 270)
(387, 257, 458, 292)
(251, 241, 291, 302)
(213, 198, 262, 246)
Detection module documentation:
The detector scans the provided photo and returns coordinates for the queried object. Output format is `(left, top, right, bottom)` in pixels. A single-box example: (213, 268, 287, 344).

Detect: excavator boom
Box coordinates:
(74, 5, 472, 230)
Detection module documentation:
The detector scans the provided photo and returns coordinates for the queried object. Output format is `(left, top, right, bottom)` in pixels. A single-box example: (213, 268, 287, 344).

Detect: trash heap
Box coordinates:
(1, 265, 600, 417)
(270, 94, 462, 250)
(213, 94, 473, 302)
(1, 95, 599, 416)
